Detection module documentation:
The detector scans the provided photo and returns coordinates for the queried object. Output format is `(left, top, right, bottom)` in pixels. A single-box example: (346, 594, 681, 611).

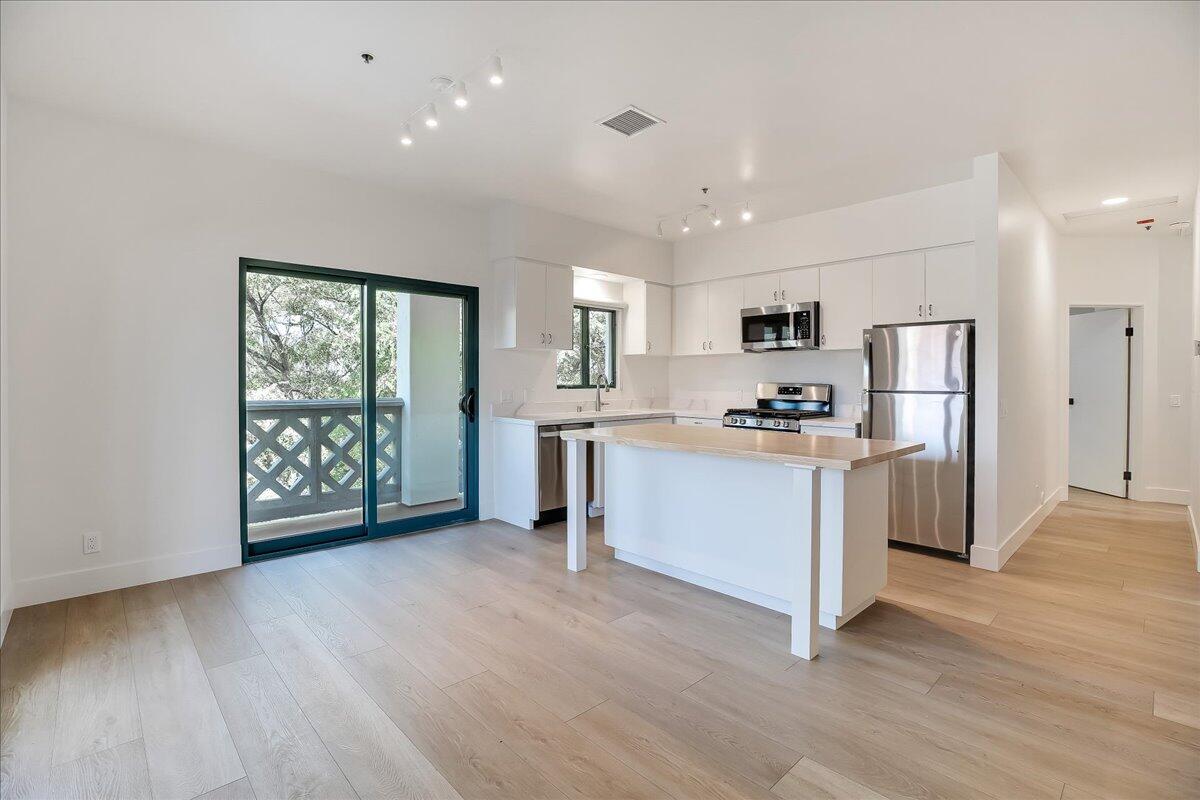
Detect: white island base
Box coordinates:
(562, 424, 920, 659)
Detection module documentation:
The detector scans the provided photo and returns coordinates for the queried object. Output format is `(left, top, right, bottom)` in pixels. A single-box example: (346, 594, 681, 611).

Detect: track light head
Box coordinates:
(487, 55, 504, 86)
(656, 220, 664, 239)
(710, 209, 721, 227)
(452, 82, 469, 109)
(423, 104, 439, 128)
(680, 215, 690, 234)
(741, 204, 753, 222)
(398, 123, 414, 147)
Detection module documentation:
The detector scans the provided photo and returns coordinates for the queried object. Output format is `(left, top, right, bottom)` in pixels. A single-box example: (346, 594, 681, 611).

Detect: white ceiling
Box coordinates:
(3, 1, 1197, 240)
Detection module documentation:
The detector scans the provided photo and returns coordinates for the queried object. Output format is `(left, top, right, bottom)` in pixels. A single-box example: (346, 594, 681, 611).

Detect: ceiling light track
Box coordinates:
(662, 189, 755, 236)
(392, 52, 505, 149)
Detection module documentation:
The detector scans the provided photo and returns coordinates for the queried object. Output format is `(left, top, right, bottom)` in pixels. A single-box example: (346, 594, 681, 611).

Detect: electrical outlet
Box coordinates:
(83, 532, 101, 554)
(1168, 394, 1182, 407)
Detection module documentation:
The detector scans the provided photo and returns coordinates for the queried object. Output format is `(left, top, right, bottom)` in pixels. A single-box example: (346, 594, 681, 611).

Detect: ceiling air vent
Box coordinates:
(597, 105, 664, 138)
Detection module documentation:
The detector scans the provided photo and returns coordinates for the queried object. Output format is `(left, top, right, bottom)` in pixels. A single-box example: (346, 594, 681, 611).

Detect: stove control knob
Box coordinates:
(755, 419, 763, 427)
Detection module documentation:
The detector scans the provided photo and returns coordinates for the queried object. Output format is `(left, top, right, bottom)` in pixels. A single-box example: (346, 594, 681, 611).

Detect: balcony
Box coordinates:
(244, 398, 460, 541)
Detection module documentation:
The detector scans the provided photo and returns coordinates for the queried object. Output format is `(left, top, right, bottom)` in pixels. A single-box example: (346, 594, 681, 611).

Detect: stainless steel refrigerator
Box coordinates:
(862, 322, 973, 556)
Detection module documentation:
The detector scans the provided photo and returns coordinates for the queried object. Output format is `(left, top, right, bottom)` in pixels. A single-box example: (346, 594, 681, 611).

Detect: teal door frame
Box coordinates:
(238, 257, 480, 562)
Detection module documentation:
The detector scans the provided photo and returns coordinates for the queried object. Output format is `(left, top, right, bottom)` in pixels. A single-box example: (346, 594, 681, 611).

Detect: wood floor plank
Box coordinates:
(343, 646, 566, 800)
(47, 739, 152, 800)
(568, 699, 776, 800)
(307, 564, 485, 688)
(250, 614, 461, 800)
(445, 671, 666, 800)
(125, 603, 245, 799)
(1154, 689, 1200, 730)
(51, 591, 139, 765)
(0, 602, 68, 800)
(771, 756, 888, 800)
(197, 776, 258, 800)
(172, 572, 263, 668)
(257, 558, 384, 659)
(119, 581, 177, 613)
(207, 654, 356, 800)
(215, 566, 292, 625)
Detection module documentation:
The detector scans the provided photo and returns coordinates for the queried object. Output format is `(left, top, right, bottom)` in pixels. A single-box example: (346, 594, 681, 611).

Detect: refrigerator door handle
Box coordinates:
(861, 391, 872, 438)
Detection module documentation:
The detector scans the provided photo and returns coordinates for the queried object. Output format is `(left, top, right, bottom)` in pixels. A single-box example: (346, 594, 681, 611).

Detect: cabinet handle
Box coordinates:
(918, 304, 924, 318)
(928, 304, 934, 317)
(773, 290, 778, 302)
(781, 290, 786, 301)
(541, 332, 546, 344)
(702, 341, 707, 351)
(548, 332, 553, 344)
(708, 339, 714, 351)
(820, 334, 826, 345)
(647, 339, 652, 352)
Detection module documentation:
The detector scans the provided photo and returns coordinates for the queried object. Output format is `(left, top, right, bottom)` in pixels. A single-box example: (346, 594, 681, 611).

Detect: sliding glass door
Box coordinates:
(240, 258, 478, 560)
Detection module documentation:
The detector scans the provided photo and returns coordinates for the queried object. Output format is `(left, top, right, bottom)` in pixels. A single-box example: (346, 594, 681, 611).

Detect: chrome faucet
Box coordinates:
(595, 374, 610, 411)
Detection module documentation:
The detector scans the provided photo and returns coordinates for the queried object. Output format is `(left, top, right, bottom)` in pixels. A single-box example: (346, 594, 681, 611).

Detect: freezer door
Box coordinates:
(865, 322, 970, 392)
(869, 391, 969, 552)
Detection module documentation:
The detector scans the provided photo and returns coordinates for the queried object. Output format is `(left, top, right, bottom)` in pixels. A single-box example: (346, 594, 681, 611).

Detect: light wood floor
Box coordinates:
(2, 488, 1197, 799)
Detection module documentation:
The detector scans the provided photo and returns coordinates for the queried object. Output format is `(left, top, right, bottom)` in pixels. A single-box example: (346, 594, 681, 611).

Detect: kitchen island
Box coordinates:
(559, 423, 922, 659)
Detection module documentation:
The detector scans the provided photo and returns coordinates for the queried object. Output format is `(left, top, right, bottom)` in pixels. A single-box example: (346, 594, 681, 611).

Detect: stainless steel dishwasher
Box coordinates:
(537, 422, 593, 523)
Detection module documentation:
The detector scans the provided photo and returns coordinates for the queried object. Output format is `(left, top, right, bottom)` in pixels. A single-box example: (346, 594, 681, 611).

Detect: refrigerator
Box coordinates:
(862, 321, 973, 556)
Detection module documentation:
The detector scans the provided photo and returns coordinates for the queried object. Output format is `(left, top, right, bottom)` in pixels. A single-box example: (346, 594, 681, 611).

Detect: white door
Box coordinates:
(1068, 308, 1129, 498)
(819, 261, 873, 350)
(871, 252, 926, 325)
(513, 259, 547, 349)
(673, 283, 708, 356)
(543, 264, 575, 351)
(743, 274, 781, 307)
(645, 282, 672, 355)
(925, 244, 976, 321)
(706, 278, 745, 354)
(779, 267, 820, 304)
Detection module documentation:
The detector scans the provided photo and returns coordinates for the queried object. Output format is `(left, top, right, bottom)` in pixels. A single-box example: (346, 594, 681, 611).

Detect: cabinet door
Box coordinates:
(672, 284, 708, 356)
(871, 252, 926, 325)
(800, 424, 858, 438)
(645, 282, 672, 355)
(779, 267, 819, 304)
(623, 281, 649, 356)
(924, 244, 975, 321)
(819, 261, 873, 350)
(513, 259, 548, 349)
(706, 278, 745, 354)
(743, 274, 781, 308)
(543, 264, 575, 350)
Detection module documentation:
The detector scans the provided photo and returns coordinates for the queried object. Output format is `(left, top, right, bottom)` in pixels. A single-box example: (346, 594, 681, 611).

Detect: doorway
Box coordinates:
(239, 258, 479, 561)
(1067, 306, 1131, 498)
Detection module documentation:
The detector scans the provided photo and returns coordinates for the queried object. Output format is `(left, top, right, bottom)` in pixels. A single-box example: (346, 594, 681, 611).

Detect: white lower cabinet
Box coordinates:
(674, 416, 722, 427)
(800, 424, 859, 438)
(818, 260, 872, 350)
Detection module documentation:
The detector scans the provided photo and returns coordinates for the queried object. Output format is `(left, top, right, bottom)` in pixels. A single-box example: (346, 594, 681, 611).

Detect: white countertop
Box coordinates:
(494, 409, 859, 427)
(559, 423, 920, 471)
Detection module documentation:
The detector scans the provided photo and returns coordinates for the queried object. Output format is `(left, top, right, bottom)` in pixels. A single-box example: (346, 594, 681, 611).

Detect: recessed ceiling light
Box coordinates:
(1102, 197, 1129, 206)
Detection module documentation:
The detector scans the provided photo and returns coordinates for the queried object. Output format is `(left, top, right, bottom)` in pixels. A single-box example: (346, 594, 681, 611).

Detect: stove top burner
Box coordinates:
(724, 408, 832, 420)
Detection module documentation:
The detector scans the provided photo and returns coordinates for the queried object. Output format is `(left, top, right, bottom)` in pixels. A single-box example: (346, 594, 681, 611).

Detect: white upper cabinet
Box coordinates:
(742, 268, 819, 307)
(779, 268, 820, 304)
(924, 244, 976, 322)
(819, 260, 872, 350)
(493, 258, 574, 350)
(744, 273, 782, 307)
(672, 277, 744, 355)
(871, 252, 927, 325)
(706, 278, 745, 354)
(672, 283, 709, 356)
(624, 281, 672, 356)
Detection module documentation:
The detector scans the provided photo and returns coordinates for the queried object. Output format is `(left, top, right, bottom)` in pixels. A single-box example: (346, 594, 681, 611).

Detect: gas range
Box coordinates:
(722, 382, 834, 432)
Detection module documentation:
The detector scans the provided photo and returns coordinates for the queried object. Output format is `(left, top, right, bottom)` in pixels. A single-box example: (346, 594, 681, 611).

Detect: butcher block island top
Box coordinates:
(559, 422, 923, 470)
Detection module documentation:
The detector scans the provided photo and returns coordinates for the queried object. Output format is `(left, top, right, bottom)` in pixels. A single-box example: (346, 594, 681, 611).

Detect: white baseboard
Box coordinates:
(1137, 486, 1192, 506)
(1188, 504, 1199, 573)
(970, 487, 1063, 572)
(15, 544, 243, 608)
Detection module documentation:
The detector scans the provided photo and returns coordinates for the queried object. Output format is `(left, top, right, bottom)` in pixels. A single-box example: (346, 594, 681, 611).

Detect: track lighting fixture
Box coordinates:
(487, 55, 504, 86)
(422, 104, 439, 128)
(680, 215, 691, 234)
(452, 82, 469, 109)
(741, 204, 753, 222)
(656, 220, 664, 239)
(710, 209, 722, 227)
(661, 189, 757, 235)
(398, 123, 413, 147)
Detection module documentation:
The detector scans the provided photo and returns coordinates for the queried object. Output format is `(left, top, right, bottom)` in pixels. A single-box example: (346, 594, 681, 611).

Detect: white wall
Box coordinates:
(0, 82, 12, 643)
(673, 181, 973, 285)
(6, 99, 502, 606)
(970, 154, 1062, 570)
(1056, 237, 1194, 505)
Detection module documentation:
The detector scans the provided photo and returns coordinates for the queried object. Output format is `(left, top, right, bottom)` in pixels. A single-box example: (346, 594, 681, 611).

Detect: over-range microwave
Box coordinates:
(741, 301, 820, 352)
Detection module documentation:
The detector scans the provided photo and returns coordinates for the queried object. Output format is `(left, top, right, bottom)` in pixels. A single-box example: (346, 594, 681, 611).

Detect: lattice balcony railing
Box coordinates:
(244, 398, 404, 524)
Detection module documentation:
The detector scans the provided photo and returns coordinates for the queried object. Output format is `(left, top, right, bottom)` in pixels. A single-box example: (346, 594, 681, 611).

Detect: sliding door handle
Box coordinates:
(458, 388, 477, 422)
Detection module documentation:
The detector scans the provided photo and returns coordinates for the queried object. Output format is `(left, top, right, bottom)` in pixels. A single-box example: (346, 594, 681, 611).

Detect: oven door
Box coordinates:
(741, 305, 796, 352)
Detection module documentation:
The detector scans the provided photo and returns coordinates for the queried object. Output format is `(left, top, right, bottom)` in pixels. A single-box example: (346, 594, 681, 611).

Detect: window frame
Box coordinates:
(556, 304, 618, 389)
